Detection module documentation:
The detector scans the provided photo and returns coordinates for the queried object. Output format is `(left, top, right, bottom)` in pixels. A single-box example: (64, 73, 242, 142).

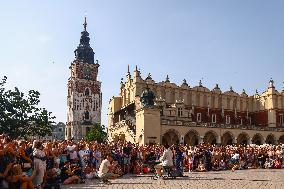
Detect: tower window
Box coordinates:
(177, 108, 183, 117)
(85, 88, 90, 96)
(86, 127, 91, 133)
(212, 114, 217, 123)
(85, 111, 90, 120)
(280, 114, 284, 126)
(226, 115, 231, 124)
(197, 113, 202, 123)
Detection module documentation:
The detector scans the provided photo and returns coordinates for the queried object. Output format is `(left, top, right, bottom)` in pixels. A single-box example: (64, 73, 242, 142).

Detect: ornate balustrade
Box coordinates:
(161, 119, 284, 132)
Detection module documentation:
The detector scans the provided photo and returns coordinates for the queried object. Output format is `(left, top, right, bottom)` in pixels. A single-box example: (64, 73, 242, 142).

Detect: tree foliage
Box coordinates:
(85, 123, 107, 143)
(0, 76, 55, 139)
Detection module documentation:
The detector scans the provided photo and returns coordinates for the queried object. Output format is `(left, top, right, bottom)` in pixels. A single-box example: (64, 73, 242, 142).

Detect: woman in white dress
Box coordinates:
(32, 141, 46, 188)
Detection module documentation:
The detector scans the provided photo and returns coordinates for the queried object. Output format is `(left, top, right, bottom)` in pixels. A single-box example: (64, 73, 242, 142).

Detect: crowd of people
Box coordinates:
(1, 133, 284, 189)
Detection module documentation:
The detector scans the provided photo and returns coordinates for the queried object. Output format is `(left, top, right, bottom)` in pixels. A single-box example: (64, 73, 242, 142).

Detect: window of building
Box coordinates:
(85, 88, 90, 96)
(58, 127, 63, 132)
(212, 114, 216, 123)
(280, 114, 284, 126)
(197, 113, 202, 123)
(226, 115, 230, 124)
(177, 108, 183, 117)
(85, 111, 89, 120)
(160, 107, 164, 116)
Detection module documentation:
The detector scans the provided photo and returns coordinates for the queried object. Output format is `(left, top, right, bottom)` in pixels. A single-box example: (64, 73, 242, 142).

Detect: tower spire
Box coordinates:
(74, 16, 94, 63)
(83, 16, 87, 31)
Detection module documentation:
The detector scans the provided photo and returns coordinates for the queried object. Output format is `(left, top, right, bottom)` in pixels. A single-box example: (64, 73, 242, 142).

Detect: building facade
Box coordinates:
(108, 66, 284, 146)
(66, 17, 102, 140)
(52, 122, 66, 141)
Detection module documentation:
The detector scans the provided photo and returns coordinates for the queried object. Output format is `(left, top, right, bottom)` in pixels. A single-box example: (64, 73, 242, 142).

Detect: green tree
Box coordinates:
(85, 123, 107, 143)
(0, 76, 55, 139)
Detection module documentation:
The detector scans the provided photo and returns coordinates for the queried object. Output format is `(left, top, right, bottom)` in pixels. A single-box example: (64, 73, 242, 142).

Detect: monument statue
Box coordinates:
(140, 86, 155, 108)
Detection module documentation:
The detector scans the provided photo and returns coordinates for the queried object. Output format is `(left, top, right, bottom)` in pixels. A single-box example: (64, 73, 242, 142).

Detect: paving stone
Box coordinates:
(62, 169, 284, 189)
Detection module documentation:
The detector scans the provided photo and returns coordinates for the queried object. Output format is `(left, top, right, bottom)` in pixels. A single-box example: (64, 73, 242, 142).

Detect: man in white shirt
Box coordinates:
(98, 154, 119, 184)
(154, 143, 173, 177)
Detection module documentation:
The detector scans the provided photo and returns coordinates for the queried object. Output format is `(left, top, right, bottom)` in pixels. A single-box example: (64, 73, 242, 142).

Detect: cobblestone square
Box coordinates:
(62, 169, 284, 189)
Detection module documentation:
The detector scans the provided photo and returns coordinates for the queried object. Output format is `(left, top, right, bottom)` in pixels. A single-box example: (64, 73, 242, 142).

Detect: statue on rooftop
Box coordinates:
(140, 86, 155, 108)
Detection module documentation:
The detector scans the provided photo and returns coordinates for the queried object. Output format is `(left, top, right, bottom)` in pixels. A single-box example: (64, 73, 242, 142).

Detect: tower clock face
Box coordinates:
(83, 66, 92, 80)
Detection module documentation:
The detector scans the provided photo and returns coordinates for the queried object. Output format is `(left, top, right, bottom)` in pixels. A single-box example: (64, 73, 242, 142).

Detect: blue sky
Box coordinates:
(0, 0, 284, 125)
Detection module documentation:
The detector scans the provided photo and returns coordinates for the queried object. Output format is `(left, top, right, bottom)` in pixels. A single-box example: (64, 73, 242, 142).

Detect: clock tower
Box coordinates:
(66, 17, 102, 140)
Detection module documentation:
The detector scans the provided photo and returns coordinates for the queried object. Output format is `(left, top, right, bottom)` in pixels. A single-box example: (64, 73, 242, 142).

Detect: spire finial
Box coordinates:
(83, 16, 87, 31)
(127, 65, 130, 73)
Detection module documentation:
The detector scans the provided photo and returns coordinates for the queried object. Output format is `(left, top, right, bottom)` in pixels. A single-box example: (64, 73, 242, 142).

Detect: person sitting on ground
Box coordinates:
(264, 157, 273, 169)
(6, 164, 38, 189)
(0, 149, 13, 189)
(196, 160, 206, 172)
(219, 159, 227, 170)
(42, 167, 61, 189)
(98, 154, 120, 184)
(112, 161, 123, 177)
(154, 143, 174, 178)
(212, 159, 220, 171)
(273, 157, 281, 169)
(60, 161, 82, 185)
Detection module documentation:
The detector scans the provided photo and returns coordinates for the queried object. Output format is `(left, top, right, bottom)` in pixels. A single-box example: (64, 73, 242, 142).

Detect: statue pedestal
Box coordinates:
(135, 107, 161, 145)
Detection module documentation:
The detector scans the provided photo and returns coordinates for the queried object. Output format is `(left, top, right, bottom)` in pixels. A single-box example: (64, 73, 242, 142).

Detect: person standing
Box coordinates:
(32, 141, 46, 189)
(174, 142, 184, 176)
(122, 142, 132, 174)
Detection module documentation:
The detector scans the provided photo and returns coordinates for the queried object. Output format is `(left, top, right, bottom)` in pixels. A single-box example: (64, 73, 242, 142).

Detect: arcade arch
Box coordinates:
(162, 129, 180, 145)
(184, 130, 199, 146)
(279, 135, 284, 144)
(237, 132, 249, 145)
(221, 132, 234, 146)
(252, 133, 264, 145)
(203, 131, 218, 145)
(266, 134, 276, 144)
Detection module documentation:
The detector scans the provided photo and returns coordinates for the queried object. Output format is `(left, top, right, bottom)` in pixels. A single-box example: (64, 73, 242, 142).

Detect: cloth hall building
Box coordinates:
(108, 67, 284, 146)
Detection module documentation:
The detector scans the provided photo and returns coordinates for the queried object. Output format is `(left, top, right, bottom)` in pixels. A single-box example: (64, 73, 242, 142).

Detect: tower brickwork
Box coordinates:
(66, 17, 102, 140)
